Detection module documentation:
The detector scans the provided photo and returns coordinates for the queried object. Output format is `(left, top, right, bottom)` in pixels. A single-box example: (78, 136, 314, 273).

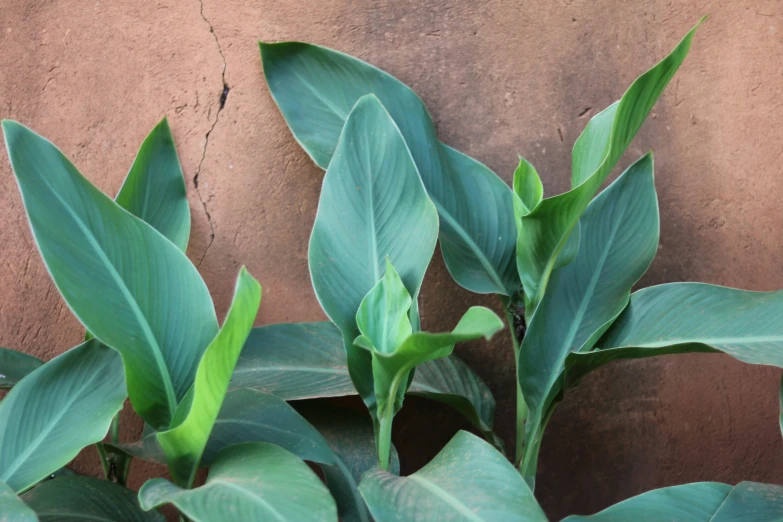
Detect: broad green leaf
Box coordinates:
(518, 153, 659, 479)
(0, 479, 37, 521)
(356, 306, 503, 419)
(229, 321, 501, 447)
(308, 94, 438, 414)
(115, 117, 190, 252)
(139, 442, 337, 522)
(261, 41, 518, 296)
(356, 260, 413, 355)
(566, 283, 783, 386)
(157, 268, 261, 486)
(359, 431, 546, 522)
(513, 156, 543, 218)
(21, 476, 162, 522)
(516, 20, 702, 315)
(114, 390, 387, 522)
(0, 348, 42, 389)
(563, 481, 783, 521)
(0, 341, 125, 492)
(2, 120, 219, 430)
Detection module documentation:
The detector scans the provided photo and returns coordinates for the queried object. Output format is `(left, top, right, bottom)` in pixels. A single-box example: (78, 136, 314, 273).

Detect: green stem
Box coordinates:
(377, 372, 405, 471)
(95, 443, 110, 480)
(503, 299, 529, 469)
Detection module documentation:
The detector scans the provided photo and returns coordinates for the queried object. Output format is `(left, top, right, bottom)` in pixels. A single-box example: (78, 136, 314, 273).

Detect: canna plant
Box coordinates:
(262, 15, 783, 520)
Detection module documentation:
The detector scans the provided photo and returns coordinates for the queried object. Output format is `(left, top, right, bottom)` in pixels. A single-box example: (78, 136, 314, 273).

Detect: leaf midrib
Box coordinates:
(206, 480, 287, 522)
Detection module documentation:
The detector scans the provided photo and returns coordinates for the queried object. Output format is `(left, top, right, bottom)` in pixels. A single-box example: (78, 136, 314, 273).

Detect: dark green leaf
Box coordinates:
(261, 41, 518, 296)
(115, 117, 190, 252)
(0, 479, 37, 521)
(2, 120, 219, 430)
(157, 268, 261, 486)
(0, 341, 125, 492)
(139, 442, 337, 522)
(516, 20, 702, 315)
(359, 431, 547, 522)
(518, 154, 659, 480)
(0, 348, 42, 390)
(22, 476, 163, 522)
(308, 94, 438, 414)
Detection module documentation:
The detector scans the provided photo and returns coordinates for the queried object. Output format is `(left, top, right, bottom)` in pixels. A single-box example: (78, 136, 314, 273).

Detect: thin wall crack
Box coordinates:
(194, 0, 230, 268)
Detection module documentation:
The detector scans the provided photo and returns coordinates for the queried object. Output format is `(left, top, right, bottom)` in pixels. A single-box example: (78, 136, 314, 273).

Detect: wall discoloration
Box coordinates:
(1, 0, 782, 517)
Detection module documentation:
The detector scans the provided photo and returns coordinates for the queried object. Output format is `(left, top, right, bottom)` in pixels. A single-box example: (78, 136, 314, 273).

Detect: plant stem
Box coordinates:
(95, 443, 110, 480)
(377, 371, 405, 471)
(503, 300, 529, 469)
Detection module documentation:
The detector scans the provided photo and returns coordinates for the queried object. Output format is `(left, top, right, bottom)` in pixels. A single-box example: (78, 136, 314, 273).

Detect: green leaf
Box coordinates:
(157, 268, 261, 486)
(115, 117, 190, 252)
(2, 120, 219, 430)
(516, 20, 702, 315)
(359, 431, 546, 522)
(261, 41, 518, 296)
(518, 153, 659, 478)
(21, 476, 162, 522)
(308, 94, 438, 414)
(229, 321, 500, 446)
(0, 479, 37, 521)
(114, 390, 385, 522)
(0, 348, 43, 390)
(356, 260, 413, 355)
(566, 283, 783, 385)
(562, 481, 783, 521)
(139, 442, 337, 522)
(0, 340, 125, 493)
(513, 156, 543, 218)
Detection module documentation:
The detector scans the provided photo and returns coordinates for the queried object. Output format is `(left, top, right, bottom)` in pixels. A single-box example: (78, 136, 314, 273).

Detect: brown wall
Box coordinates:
(2, 0, 782, 518)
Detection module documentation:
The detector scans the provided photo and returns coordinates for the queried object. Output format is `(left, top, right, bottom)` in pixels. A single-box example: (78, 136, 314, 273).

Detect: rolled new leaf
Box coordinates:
(157, 267, 261, 487)
(139, 442, 337, 522)
(517, 19, 703, 316)
(563, 481, 783, 521)
(0, 347, 42, 389)
(2, 120, 219, 430)
(308, 94, 438, 416)
(22, 476, 162, 522)
(261, 41, 518, 296)
(0, 341, 125, 492)
(0, 479, 37, 521)
(359, 431, 547, 522)
(518, 153, 659, 481)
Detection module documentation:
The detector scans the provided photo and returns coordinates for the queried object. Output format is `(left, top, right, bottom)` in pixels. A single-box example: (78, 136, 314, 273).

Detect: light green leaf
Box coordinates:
(261, 41, 518, 296)
(0, 348, 42, 390)
(518, 153, 659, 479)
(0, 341, 125, 493)
(513, 156, 543, 218)
(229, 321, 501, 447)
(359, 431, 546, 522)
(516, 20, 702, 315)
(566, 283, 783, 385)
(0, 479, 37, 521)
(139, 442, 337, 522)
(309, 94, 438, 414)
(21, 476, 162, 522)
(562, 481, 783, 521)
(356, 260, 413, 355)
(115, 117, 190, 252)
(157, 268, 261, 487)
(2, 120, 219, 430)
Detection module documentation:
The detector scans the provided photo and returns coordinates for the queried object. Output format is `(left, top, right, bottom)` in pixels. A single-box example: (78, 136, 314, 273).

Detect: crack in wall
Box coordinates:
(194, 0, 230, 268)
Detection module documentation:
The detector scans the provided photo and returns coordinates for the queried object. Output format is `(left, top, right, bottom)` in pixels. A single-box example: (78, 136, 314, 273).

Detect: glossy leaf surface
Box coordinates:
(2, 120, 219, 430)
(261, 41, 518, 296)
(516, 20, 702, 314)
(0, 348, 42, 389)
(139, 442, 337, 522)
(359, 431, 546, 522)
(22, 476, 163, 522)
(157, 268, 261, 486)
(308, 94, 438, 412)
(0, 341, 125, 492)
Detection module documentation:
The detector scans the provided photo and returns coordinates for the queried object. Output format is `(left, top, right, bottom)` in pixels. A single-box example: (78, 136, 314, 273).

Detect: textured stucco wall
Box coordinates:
(1, 0, 782, 518)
